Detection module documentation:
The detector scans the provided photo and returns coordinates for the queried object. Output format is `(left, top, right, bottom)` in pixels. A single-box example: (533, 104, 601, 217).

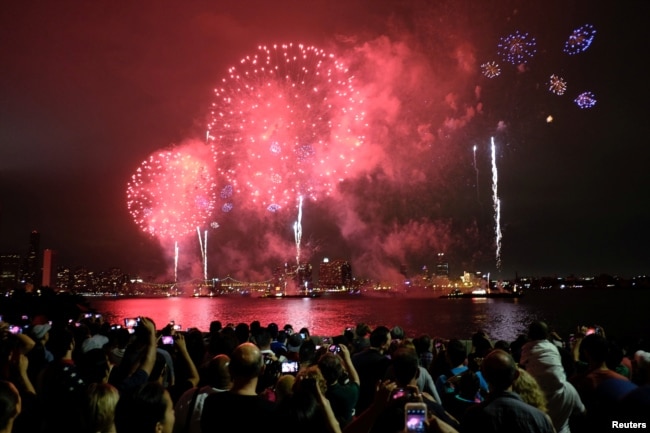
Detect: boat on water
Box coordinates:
(442, 287, 523, 299)
(261, 292, 321, 299)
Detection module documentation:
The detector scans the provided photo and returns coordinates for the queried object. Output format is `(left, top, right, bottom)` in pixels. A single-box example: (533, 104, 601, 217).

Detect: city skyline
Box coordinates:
(2, 1, 649, 281)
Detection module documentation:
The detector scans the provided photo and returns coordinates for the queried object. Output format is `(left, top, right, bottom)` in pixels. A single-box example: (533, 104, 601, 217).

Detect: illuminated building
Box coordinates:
(42, 249, 57, 288)
(21, 230, 41, 284)
(435, 253, 449, 277)
(318, 258, 352, 290)
(0, 253, 21, 290)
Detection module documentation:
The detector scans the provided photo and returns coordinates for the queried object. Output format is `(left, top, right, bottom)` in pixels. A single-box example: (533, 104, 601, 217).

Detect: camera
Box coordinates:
(405, 402, 427, 432)
(124, 317, 140, 328)
(391, 388, 409, 400)
(173, 324, 182, 331)
(8, 325, 22, 335)
(161, 335, 174, 345)
(329, 344, 341, 354)
(281, 361, 299, 374)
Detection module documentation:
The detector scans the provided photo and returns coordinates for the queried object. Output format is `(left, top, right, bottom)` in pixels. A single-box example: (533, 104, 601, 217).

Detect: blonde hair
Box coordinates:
(86, 382, 120, 433)
(512, 368, 548, 414)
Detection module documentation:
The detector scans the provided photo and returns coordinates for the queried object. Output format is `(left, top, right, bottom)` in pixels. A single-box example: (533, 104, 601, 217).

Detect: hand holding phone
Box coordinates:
(281, 361, 299, 374)
(328, 344, 341, 354)
(405, 402, 427, 433)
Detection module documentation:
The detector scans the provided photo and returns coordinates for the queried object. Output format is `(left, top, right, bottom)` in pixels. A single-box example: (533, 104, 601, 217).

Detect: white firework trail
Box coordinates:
(174, 241, 179, 283)
(293, 196, 303, 266)
(197, 228, 208, 281)
(473, 145, 480, 203)
(491, 137, 502, 270)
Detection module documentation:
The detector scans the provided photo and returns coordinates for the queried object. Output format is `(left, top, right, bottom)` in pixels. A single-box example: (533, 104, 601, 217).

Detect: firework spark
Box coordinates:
(481, 61, 501, 78)
(563, 24, 596, 55)
(574, 91, 597, 109)
(207, 43, 367, 212)
(491, 137, 502, 270)
(497, 31, 537, 65)
(126, 147, 216, 280)
(548, 74, 567, 95)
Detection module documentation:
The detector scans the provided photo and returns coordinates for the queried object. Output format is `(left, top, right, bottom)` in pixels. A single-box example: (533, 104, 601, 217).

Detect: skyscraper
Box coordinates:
(435, 252, 449, 277)
(21, 230, 41, 284)
(318, 258, 352, 290)
(42, 248, 57, 288)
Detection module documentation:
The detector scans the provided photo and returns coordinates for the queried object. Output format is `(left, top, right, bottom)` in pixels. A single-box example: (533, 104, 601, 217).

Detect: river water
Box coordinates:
(87, 289, 650, 342)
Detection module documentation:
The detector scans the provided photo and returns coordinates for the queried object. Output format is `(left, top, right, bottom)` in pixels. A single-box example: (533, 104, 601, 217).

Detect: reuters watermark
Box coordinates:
(612, 421, 647, 429)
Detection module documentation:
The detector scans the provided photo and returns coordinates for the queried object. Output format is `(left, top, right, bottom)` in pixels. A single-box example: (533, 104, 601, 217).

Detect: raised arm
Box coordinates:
(174, 333, 200, 387)
(138, 317, 158, 376)
(337, 343, 360, 386)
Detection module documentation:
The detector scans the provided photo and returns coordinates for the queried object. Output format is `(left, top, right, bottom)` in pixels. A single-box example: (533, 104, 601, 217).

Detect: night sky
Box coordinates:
(2, 0, 649, 282)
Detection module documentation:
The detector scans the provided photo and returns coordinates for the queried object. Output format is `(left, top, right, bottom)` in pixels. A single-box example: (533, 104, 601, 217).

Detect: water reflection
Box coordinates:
(88, 290, 650, 342)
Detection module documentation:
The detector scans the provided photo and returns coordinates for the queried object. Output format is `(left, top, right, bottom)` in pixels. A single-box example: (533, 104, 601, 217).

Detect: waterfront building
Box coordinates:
(318, 258, 352, 291)
(42, 249, 57, 288)
(435, 252, 449, 277)
(0, 253, 21, 290)
(21, 230, 41, 284)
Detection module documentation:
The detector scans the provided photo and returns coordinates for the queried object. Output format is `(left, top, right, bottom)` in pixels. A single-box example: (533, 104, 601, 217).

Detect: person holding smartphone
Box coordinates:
(275, 366, 342, 433)
(362, 347, 459, 433)
(319, 343, 360, 428)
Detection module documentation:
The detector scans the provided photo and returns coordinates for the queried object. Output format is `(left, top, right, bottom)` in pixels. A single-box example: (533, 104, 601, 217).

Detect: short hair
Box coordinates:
(0, 380, 20, 430)
(267, 323, 279, 339)
(446, 339, 467, 366)
(318, 353, 343, 384)
(85, 382, 119, 433)
(209, 321, 222, 334)
(115, 382, 169, 433)
(414, 334, 432, 355)
(369, 326, 391, 348)
(48, 326, 75, 360)
(78, 348, 110, 384)
(255, 330, 272, 348)
(203, 354, 231, 389)
(528, 321, 549, 341)
(457, 370, 480, 400)
(299, 338, 317, 364)
(391, 347, 420, 386)
(276, 330, 288, 344)
(580, 334, 609, 364)
(481, 349, 519, 391)
(234, 323, 250, 344)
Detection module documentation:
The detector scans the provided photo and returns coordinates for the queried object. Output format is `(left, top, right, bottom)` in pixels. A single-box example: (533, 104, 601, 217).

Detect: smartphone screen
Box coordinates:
(161, 335, 174, 345)
(281, 361, 299, 374)
(405, 403, 427, 433)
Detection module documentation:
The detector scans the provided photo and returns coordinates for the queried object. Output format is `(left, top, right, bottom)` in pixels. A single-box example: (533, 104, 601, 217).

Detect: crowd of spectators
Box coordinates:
(1, 312, 649, 432)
